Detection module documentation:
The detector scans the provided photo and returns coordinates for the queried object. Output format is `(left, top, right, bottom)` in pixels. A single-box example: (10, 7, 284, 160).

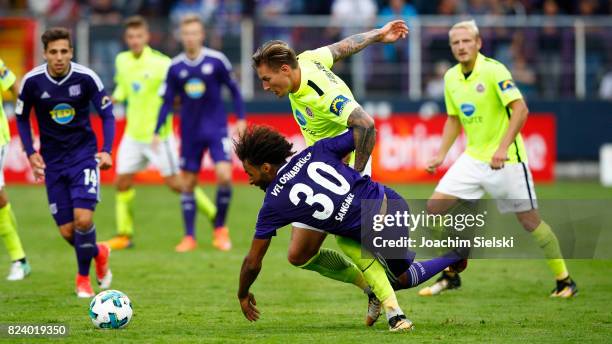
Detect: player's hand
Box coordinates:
(490, 148, 509, 170)
(235, 119, 247, 136)
(95, 152, 113, 170)
(28, 153, 46, 181)
(378, 20, 409, 43)
(426, 155, 444, 174)
(152, 135, 161, 152)
(239, 292, 260, 322)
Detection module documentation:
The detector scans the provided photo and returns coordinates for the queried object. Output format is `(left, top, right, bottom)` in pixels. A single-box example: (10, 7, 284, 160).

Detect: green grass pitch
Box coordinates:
(1, 182, 611, 343)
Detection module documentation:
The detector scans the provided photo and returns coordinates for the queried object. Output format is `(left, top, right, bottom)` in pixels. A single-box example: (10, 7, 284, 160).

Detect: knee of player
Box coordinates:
(287, 250, 313, 267)
(426, 199, 444, 214)
(58, 224, 74, 241)
(73, 216, 94, 230)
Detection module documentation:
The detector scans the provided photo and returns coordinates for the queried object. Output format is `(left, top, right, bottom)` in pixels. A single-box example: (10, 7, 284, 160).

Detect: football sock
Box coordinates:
(403, 254, 462, 288)
(194, 187, 217, 222)
(0, 203, 25, 261)
(298, 248, 368, 290)
(181, 192, 196, 237)
(116, 188, 135, 236)
(531, 221, 569, 280)
(74, 225, 99, 276)
(336, 236, 395, 302)
(381, 293, 403, 321)
(214, 185, 231, 228)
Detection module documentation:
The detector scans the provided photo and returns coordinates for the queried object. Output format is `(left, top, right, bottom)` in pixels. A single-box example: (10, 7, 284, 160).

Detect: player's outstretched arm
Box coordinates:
(238, 238, 271, 321)
(347, 106, 376, 172)
(327, 19, 408, 63)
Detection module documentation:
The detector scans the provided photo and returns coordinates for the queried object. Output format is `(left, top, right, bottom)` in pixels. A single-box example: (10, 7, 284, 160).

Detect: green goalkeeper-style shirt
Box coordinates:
(288, 47, 360, 147)
(0, 58, 16, 146)
(444, 53, 527, 164)
(113, 46, 172, 142)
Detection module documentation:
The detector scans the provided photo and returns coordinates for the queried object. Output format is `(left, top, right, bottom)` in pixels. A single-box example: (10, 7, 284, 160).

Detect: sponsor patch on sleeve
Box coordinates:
(329, 95, 351, 117)
(15, 99, 23, 115)
(497, 79, 516, 92)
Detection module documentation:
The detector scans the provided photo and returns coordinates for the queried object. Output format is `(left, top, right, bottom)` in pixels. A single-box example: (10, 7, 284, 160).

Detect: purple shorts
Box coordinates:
(180, 135, 231, 172)
(45, 158, 99, 226)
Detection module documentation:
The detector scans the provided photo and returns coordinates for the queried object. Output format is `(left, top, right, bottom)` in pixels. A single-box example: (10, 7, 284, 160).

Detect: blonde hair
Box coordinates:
(252, 40, 298, 70)
(449, 20, 480, 40)
(180, 14, 204, 28)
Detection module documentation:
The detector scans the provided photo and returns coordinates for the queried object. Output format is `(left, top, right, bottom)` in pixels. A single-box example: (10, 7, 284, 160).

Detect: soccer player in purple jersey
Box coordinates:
(155, 15, 246, 252)
(234, 125, 468, 331)
(15, 28, 114, 298)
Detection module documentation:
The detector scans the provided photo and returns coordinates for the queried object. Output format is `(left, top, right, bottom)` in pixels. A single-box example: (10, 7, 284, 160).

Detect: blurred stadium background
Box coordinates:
(1, 0, 611, 185)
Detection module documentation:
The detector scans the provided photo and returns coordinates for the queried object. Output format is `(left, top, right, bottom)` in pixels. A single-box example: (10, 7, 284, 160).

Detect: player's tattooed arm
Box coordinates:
(347, 107, 376, 172)
(327, 31, 381, 63)
(327, 20, 409, 63)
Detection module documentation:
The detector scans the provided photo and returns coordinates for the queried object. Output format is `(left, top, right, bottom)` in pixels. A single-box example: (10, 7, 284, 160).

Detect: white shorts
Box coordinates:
(116, 135, 180, 177)
(0, 144, 6, 189)
(435, 153, 538, 213)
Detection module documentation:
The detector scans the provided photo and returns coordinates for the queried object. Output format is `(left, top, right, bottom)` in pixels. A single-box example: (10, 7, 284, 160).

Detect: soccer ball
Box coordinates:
(89, 290, 133, 329)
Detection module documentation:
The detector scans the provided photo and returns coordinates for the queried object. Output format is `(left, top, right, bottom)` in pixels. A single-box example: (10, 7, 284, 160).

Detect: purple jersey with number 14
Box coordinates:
(255, 129, 384, 241)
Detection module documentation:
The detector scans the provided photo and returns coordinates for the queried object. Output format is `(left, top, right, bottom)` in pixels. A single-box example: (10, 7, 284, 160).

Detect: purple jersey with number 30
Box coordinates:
(255, 129, 384, 240)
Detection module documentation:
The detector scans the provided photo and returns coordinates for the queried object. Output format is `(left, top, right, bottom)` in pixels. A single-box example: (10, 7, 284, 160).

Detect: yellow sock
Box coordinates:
(298, 247, 368, 290)
(336, 236, 395, 302)
(0, 203, 26, 261)
(531, 221, 569, 280)
(194, 187, 217, 221)
(116, 189, 135, 236)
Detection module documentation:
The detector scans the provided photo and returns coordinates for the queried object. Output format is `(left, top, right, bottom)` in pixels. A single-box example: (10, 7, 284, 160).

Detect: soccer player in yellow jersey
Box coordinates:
(0, 58, 31, 280)
(421, 20, 577, 298)
(251, 20, 415, 329)
(105, 16, 216, 250)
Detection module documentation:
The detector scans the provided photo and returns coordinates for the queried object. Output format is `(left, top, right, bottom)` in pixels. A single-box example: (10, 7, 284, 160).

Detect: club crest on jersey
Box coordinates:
(201, 63, 214, 75)
(476, 83, 485, 93)
(69, 84, 81, 97)
(50, 103, 76, 124)
(305, 107, 314, 118)
(179, 69, 188, 79)
(460, 103, 476, 117)
(330, 95, 350, 117)
(295, 109, 307, 126)
(184, 78, 205, 99)
(498, 79, 515, 92)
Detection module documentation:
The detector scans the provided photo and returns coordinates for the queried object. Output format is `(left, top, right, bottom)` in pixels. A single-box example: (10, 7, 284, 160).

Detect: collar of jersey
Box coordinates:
(456, 53, 485, 81)
(129, 45, 152, 61)
(181, 48, 206, 67)
(44, 62, 74, 85)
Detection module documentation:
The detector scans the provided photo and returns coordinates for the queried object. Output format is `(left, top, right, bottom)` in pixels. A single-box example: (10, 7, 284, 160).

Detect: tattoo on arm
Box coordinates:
(347, 107, 376, 172)
(328, 29, 381, 63)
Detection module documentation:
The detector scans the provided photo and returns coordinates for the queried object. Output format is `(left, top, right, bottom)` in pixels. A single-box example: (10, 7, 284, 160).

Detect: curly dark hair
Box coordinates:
(234, 125, 295, 166)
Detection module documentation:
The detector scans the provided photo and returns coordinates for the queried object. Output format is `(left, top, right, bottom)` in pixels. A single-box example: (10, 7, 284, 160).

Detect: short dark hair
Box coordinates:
(42, 27, 72, 50)
(124, 15, 149, 31)
(252, 40, 298, 70)
(234, 125, 295, 166)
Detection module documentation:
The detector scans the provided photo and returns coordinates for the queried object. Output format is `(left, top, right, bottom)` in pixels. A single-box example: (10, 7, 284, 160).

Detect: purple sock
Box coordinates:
(405, 253, 462, 288)
(181, 192, 196, 237)
(214, 186, 231, 228)
(74, 225, 99, 276)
